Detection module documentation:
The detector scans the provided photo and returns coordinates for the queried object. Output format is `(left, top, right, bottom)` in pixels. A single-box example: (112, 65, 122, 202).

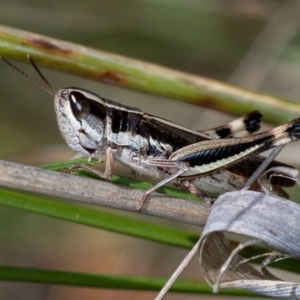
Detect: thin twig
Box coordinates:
(0, 159, 210, 226)
(229, 0, 300, 89)
(155, 238, 202, 300)
(242, 145, 284, 191)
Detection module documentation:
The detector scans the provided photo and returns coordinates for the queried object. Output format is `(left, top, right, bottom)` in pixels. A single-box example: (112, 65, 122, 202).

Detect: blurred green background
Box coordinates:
(1, 0, 300, 299)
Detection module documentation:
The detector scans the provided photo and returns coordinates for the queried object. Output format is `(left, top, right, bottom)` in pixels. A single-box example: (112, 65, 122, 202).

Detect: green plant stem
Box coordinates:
(0, 25, 299, 123)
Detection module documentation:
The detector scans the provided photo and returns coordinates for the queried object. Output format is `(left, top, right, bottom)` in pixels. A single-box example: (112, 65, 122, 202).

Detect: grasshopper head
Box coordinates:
(55, 87, 107, 158)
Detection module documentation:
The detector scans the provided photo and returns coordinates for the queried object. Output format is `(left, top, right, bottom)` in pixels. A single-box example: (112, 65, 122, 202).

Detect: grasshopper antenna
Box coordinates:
(0, 55, 56, 97)
(27, 54, 54, 92)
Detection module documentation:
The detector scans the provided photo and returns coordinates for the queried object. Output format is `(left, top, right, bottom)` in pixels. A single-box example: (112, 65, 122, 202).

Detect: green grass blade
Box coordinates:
(0, 188, 198, 248)
(0, 266, 257, 296)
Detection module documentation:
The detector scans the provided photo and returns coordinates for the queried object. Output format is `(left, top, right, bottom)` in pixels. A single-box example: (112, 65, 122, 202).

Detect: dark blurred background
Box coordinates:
(1, 1, 300, 299)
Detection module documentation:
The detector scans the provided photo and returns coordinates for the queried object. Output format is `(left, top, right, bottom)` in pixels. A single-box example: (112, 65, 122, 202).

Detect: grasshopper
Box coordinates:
(1, 56, 298, 210)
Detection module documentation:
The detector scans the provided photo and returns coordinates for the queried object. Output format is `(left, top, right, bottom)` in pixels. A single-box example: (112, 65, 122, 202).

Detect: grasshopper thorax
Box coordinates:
(55, 88, 107, 158)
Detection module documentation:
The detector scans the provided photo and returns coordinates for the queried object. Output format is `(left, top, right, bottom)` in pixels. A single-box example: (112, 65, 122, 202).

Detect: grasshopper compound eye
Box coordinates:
(69, 91, 91, 120)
